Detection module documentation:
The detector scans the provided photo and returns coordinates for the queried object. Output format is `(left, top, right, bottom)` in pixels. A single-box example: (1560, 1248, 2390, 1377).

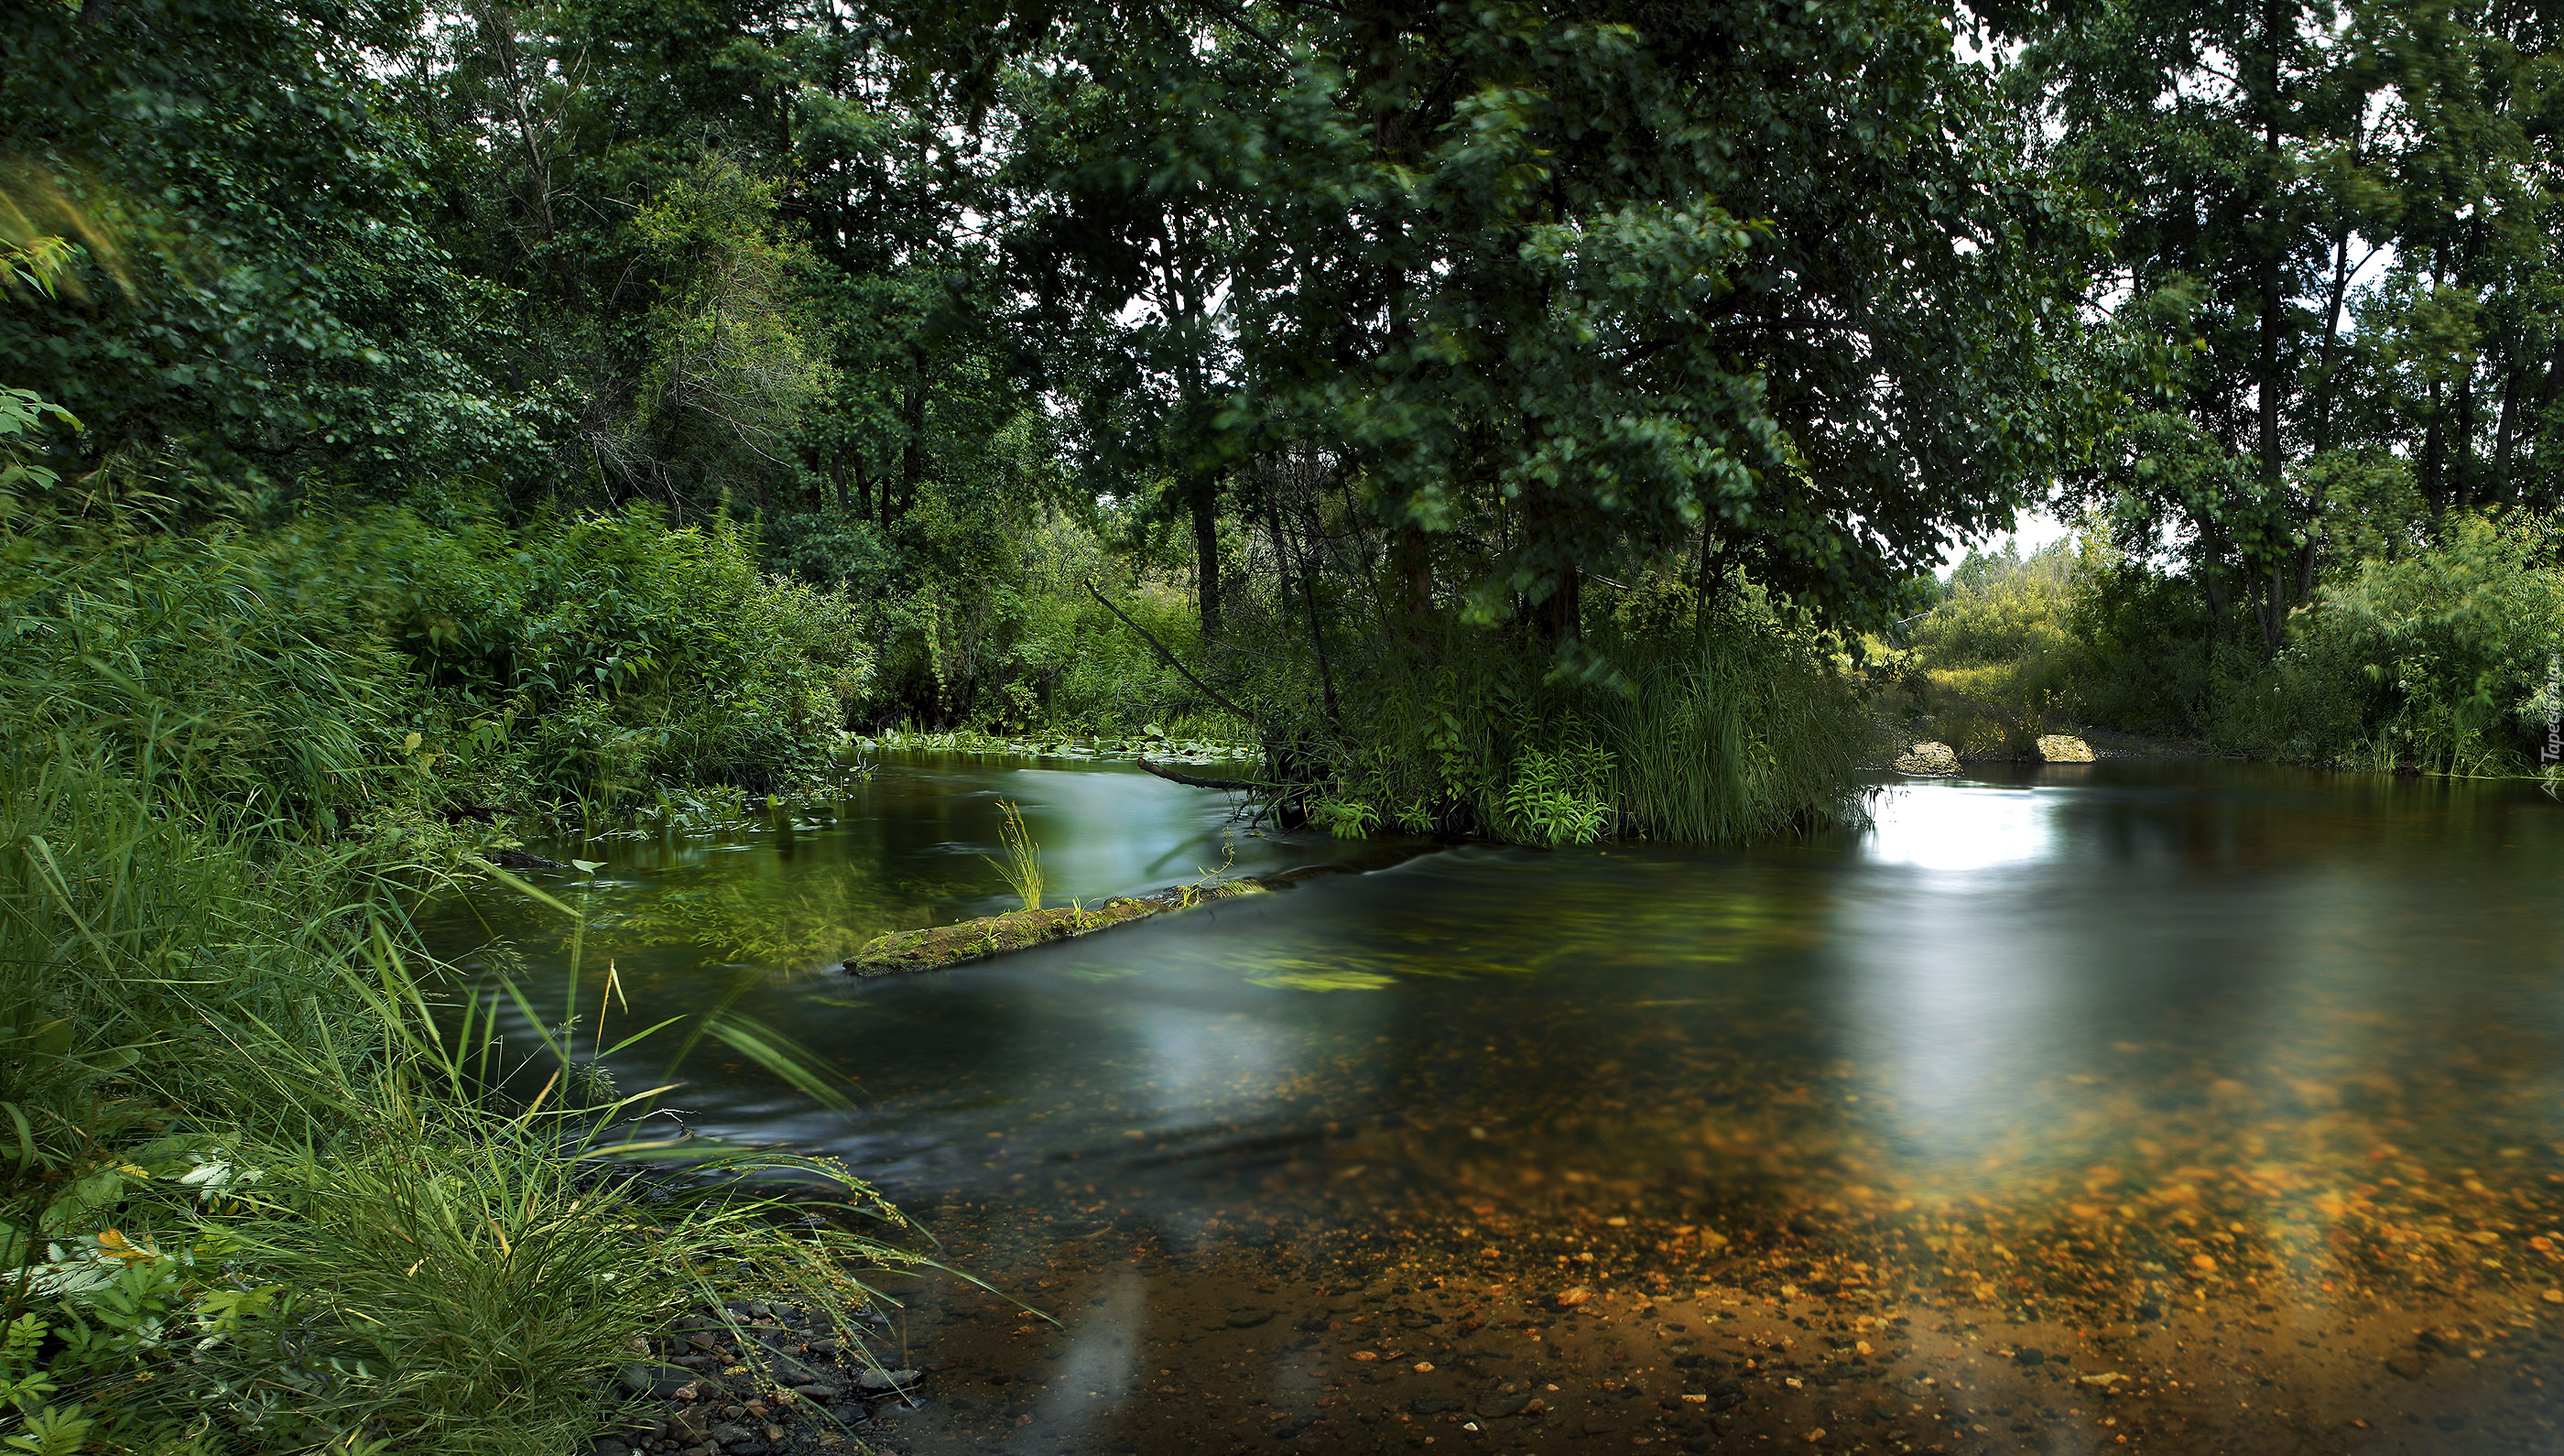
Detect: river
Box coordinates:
(426, 755, 2564, 1455)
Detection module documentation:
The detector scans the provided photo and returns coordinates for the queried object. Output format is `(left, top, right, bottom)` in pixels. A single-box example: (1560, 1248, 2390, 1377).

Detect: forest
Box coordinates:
(4, 0, 2562, 1449)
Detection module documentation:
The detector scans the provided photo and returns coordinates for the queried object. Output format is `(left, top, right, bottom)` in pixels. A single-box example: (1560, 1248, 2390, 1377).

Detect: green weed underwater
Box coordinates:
(0, 520, 924, 1453)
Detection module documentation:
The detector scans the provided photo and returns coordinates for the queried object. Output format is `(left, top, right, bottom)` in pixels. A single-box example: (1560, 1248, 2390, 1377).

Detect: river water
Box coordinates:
(429, 756, 2564, 1455)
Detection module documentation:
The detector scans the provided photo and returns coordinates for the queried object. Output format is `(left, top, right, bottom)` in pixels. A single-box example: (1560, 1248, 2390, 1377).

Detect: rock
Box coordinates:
(855, 1368, 921, 1394)
(2035, 733, 2095, 763)
(1893, 742, 1958, 776)
(592, 1441, 632, 1456)
(705, 1423, 752, 1449)
(1226, 1308, 1276, 1328)
(621, 1362, 697, 1399)
(489, 848, 569, 870)
(2014, 1347, 2045, 1367)
(668, 1410, 712, 1444)
(790, 1383, 833, 1403)
(1477, 1393, 1533, 1418)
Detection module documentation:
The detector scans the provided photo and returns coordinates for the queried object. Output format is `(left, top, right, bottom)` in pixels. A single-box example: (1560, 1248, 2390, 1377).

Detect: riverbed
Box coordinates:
(428, 756, 2564, 1455)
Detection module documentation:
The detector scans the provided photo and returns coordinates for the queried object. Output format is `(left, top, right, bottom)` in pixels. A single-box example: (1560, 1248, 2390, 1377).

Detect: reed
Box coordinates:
(1310, 592, 1872, 847)
(983, 800, 1044, 910)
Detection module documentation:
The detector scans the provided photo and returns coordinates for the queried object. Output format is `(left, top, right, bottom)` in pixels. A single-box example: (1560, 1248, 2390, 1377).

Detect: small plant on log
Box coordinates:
(984, 801, 1043, 911)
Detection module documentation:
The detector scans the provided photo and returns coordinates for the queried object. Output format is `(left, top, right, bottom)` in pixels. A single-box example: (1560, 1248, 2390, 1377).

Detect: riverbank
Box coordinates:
(598, 1295, 933, 1456)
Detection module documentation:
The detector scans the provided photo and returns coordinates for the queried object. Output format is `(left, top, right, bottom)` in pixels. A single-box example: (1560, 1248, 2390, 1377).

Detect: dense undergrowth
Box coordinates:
(0, 500, 927, 1453)
(1890, 515, 2564, 776)
(1291, 587, 1874, 846)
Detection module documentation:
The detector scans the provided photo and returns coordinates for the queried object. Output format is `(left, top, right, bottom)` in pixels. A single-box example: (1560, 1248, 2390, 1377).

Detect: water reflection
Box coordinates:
(428, 757, 2564, 1451)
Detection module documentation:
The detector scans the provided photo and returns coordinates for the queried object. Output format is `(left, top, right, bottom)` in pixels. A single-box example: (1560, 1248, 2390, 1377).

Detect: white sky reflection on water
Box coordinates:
(1133, 1005, 1286, 1125)
(1859, 782, 2059, 873)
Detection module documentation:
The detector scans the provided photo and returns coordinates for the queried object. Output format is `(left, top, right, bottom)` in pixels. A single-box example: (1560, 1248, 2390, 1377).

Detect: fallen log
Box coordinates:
(1135, 756, 1269, 793)
(838, 880, 1264, 977)
(836, 843, 1434, 979)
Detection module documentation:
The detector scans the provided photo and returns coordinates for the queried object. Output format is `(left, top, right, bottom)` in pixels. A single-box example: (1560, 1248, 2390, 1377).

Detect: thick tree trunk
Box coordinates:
(2532, 333, 2564, 507)
(1541, 567, 1581, 648)
(2493, 363, 2522, 500)
(2455, 363, 2479, 511)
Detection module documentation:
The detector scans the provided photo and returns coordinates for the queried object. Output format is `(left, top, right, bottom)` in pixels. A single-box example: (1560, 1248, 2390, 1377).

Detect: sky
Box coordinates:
(1935, 507, 2075, 579)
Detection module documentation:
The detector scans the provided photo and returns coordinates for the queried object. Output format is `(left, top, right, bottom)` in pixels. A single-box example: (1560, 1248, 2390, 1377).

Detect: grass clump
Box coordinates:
(983, 801, 1044, 911)
(0, 760, 921, 1455)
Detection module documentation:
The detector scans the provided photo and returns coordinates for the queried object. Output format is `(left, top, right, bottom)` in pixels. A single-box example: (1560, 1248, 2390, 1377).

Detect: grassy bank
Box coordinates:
(0, 507, 921, 1454)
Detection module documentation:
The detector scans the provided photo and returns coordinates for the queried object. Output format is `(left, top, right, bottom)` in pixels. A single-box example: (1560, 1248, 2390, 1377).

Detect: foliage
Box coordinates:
(2219, 513, 2564, 773)
(0, 748, 917, 1455)
(1, 1, 550, 502)
(0, 496, 869, 820)
(389, 502, 870, 804)
(1308, 586, 1871, 847)
(994, 0, 2113, 638)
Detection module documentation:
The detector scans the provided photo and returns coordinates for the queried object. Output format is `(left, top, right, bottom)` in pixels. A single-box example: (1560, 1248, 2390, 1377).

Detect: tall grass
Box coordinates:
(1309, 588, 1872, 846)
(0, 513, 922, 1454)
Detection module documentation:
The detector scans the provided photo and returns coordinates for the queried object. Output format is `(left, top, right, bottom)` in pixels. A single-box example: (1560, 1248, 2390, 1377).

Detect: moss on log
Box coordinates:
(839, 881, 1267, 977)
(836, 845, 1435, 979)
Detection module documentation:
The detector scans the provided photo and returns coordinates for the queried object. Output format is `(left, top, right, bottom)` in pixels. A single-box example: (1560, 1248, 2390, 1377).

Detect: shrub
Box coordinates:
(391, 505, 870, 804)
(2220, 512, 2564, 773)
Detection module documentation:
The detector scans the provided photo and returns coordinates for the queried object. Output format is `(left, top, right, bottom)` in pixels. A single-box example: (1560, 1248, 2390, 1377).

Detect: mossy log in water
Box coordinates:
(839, 881, 1267, 976)
(838, 848, 1431, 978)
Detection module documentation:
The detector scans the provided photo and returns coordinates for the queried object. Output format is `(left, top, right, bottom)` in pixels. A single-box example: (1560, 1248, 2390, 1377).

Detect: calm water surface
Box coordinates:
(429, 757, 2564, 1455)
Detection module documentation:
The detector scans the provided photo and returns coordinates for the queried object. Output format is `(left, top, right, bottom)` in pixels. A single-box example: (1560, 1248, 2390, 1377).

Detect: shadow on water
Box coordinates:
(426, 756, 2564, 1455)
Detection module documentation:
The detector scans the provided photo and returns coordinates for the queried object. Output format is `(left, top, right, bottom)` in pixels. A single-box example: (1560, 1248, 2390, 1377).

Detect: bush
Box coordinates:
(0, 495, 875, 817)
(2219, 512, 2564, 773)
(392, 504, 870, 804)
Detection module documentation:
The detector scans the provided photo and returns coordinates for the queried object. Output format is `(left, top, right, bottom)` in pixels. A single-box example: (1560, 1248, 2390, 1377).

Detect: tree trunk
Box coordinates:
(2493, 360, 2522, 501)
(2531, 332, 2564, 509)
(1390, 521, 1433, 618)
(2253, 0, 2289, 501)
(1190, 472, 1221, 639)
(2421, 244, 2449, 523)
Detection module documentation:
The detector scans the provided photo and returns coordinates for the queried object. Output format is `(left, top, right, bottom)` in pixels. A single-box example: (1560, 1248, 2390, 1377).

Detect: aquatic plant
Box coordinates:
(984, 800, 1044, 911)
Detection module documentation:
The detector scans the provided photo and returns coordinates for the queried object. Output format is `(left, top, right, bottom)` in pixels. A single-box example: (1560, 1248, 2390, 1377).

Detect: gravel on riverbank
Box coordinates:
(589, 1298, 932, 1456)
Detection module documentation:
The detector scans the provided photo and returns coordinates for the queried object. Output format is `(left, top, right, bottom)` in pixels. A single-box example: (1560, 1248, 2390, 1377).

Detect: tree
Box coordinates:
(958, 0, 2111, 650)
(0, 0, 546, 501)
